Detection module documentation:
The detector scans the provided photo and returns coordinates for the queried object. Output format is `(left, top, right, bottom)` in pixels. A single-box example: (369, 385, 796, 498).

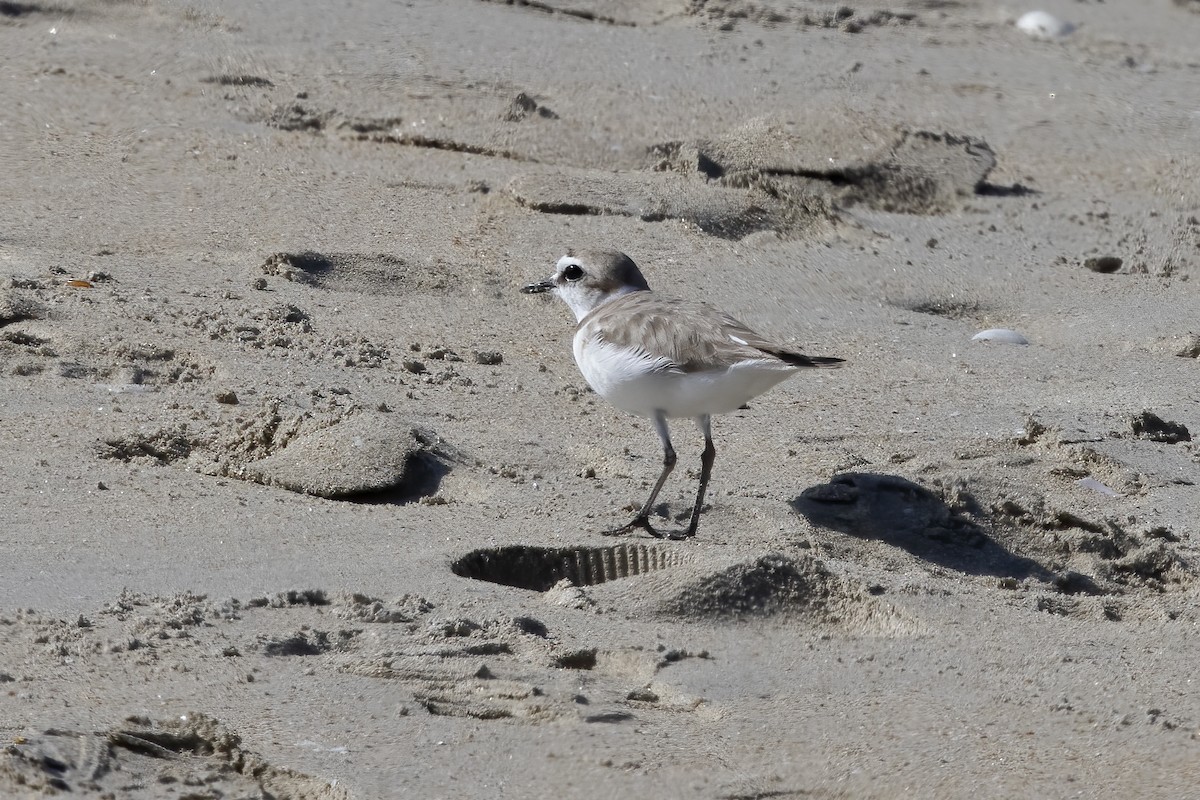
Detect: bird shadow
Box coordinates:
(791, 472, 1055, 583)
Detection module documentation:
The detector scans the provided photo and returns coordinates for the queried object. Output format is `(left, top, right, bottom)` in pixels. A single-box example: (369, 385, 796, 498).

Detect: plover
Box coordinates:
(523, 249, 843, 539)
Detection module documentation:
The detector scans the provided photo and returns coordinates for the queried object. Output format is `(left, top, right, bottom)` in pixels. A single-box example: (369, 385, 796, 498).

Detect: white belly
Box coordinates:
(573, 334, 798, 419)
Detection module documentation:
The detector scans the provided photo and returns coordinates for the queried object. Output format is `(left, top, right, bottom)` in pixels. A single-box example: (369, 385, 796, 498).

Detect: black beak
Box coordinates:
(521, 280, 554, 294)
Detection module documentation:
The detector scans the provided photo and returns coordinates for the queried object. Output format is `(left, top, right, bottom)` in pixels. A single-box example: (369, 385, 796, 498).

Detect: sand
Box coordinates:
(1, 0, 1199, 797)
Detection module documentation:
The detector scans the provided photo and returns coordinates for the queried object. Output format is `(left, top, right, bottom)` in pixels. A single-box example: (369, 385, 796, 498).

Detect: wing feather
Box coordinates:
(579, 292, 842, 373)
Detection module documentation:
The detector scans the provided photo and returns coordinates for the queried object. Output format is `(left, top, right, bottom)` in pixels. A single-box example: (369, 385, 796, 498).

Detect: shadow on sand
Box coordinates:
(792, 472, 1057, 584)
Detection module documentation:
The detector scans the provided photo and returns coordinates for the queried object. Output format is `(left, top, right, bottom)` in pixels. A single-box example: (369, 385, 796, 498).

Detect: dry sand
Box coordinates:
(2, 0, 1199, 797)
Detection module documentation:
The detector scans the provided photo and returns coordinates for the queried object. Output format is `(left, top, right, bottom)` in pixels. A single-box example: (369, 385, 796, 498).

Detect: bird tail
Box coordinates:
(775, 353, 845, 368)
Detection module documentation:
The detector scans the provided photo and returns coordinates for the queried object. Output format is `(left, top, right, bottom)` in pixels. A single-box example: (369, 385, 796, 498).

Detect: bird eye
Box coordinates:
(562, 264, 584, 282)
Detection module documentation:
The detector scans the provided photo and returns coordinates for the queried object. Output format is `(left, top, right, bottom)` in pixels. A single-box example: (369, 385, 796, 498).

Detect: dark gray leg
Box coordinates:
(680, 414, 715, 539)
(604, 411, 674, 537)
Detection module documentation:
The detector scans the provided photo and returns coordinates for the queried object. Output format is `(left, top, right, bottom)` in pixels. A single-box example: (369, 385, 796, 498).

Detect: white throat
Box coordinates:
(557, 283, 644, 323)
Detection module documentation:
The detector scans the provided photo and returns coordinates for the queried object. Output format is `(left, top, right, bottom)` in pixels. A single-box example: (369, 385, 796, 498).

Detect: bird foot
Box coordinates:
(602, 516, 695, 540)
(648, 526, 697, 541)
(600, 516, 656, 538)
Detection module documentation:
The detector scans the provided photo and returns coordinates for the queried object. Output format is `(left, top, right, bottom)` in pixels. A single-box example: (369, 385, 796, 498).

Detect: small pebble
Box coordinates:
(1175, 335, 1200, 358)
(473, 351, 503, 366)
(1131, 411, 1191, 443)
(402, 359, 427, 374)
(215, 390, 239, 405)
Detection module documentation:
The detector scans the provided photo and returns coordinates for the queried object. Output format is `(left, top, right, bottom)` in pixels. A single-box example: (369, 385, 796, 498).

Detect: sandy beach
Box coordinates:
(2, 0, 1199, 797)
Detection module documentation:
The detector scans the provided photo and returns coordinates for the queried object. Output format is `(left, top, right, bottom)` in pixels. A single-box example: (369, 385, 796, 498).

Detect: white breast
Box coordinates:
(573, 331, 799, 419)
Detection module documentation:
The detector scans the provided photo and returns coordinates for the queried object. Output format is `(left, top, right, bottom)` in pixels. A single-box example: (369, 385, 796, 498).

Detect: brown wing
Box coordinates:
(715, 311, 849, 367)
(715, 310, 844, 369)
(582, 292, 843, 373)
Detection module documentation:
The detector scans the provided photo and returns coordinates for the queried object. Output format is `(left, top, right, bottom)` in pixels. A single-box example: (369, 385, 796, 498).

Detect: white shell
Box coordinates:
(1077, 476, 1119, 497)
(971, 328, 1029, 345)
(97, 383, 153, 394)
(1016, 10, 1075, 39)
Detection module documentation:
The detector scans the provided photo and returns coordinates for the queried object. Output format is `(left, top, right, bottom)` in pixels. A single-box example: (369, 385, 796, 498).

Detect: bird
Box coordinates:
(522, 249, 843, 540)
